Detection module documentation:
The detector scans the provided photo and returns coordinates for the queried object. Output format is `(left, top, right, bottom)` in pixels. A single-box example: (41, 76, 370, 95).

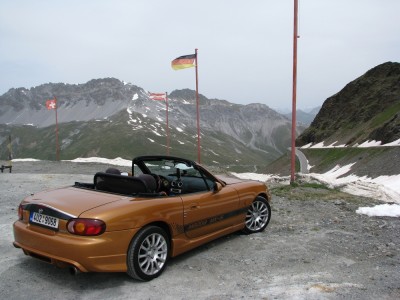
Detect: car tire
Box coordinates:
(243, 196, 271, 234)
(127, 226, 170, 281)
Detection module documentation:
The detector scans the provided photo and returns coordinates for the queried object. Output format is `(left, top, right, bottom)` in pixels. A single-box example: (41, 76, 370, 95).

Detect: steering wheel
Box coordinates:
(151, 174, 171, 193)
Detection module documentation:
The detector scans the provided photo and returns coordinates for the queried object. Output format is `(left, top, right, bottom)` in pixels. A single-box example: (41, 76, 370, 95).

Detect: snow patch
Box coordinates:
(356, 204, 400, 217)
(233, 162, 400, 216)
(358, 140, 381, 147)
(383, 138, 400, 146)
(316, 163, 356, 182)
(12, 158, 41, 162)
(301, 143, 313, 149)
(306, 163, 400, 204)
(66, 157, 131, 167)
(305, 138, 400, 148)
(208, 150, 220, 156)
(151, 130, 162, 137)
(310, 142, 325, 148)
(325, 141, 346, 148)
(307, 160, 313, 171)
(231, 172, 273, 182)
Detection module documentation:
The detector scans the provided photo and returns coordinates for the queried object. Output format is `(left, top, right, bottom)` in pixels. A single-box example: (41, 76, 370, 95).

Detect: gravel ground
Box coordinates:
(0, 161, 399, 299)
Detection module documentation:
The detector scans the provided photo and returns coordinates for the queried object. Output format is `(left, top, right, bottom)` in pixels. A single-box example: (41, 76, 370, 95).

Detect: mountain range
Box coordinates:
(284, 109, 319, 126)
(2, 61, 397, 172)
(0, 79, 303, 170)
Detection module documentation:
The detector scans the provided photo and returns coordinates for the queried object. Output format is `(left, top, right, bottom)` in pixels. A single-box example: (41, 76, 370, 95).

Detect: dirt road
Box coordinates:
(1, 161, 399, 299)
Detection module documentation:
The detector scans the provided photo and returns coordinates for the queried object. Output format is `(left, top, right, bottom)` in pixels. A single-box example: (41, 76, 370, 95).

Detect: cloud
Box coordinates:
(1, 0, 399, 110)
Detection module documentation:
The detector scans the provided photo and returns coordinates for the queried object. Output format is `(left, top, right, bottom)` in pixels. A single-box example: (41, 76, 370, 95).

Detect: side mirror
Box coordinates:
(213, 182, 223, 193)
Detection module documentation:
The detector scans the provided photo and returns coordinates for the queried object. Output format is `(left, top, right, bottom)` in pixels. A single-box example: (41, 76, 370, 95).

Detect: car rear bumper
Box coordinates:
(13, 220, 138, 272)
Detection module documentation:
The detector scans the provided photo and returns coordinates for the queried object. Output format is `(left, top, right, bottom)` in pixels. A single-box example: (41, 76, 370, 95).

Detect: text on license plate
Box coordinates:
(30, 212, 59, 229)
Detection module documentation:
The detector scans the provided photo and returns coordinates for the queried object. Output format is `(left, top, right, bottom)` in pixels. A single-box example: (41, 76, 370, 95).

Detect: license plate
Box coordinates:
(30, 212, 59, 229)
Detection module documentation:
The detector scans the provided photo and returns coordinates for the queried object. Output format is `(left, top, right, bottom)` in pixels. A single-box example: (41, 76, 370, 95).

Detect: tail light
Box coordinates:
(67, 218, 106, 236)
(18, 204, 24, 220)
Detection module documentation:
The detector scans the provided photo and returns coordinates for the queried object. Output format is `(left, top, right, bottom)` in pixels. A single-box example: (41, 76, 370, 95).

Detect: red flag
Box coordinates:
(46, 98, 57, 110)
(149, 92, 166, 101)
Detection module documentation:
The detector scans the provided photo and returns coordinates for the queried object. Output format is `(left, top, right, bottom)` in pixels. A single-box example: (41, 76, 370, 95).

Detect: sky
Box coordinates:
(1, 0, 399, 111)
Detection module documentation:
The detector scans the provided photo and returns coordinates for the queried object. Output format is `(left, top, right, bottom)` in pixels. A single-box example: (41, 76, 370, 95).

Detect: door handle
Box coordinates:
(189, 203, 199, 210)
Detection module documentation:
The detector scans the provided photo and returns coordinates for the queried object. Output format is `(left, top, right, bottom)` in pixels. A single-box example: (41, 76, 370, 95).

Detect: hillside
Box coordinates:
(266, 146, 400, 178)
(297, 62, 400, 146)
(269, 62, 400, 179)
(0, 79, 300, 169)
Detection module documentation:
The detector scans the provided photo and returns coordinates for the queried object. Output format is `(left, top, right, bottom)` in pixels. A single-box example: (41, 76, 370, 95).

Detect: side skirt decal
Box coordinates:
(184, 207, 248, 232)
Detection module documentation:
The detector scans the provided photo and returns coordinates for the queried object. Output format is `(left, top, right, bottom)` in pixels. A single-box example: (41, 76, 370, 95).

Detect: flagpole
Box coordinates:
(166, 92, 170, 155)
(195, 48, 201, 163)
(8, 134, 12, 172)
(290, 0, 299, 183)
(55, 96, 60, 161)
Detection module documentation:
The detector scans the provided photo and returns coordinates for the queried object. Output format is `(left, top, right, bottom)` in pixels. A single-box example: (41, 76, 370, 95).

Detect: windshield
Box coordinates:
(142, 159, 193, 177)
(132, 157, 217, 194)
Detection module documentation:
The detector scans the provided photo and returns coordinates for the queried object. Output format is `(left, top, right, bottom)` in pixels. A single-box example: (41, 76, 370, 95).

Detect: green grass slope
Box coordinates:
(265, 146, 400, 178)
(297, 62, 400, 147)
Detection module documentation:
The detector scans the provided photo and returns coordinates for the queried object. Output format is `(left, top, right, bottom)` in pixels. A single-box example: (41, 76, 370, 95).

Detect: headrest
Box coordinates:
(94, 172, 147, 194)
(105, 168, 121, 175)
(138, 174, 157, 193)
(138, 174, 157, 192)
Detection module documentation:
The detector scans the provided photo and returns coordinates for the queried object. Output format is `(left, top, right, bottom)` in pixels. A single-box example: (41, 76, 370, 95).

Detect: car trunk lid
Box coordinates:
(24, 186, 127, 218)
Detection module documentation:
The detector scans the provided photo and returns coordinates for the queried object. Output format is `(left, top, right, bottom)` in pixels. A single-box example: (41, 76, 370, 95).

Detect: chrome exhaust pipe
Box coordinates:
(69, 266, 80, 275)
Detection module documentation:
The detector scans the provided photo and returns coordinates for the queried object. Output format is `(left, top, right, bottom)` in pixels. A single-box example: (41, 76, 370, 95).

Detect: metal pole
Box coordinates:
(195, 48, 201, 163)
(55, 96, 60, 161)
(166, 92, 170, 155)
(290, 0, 298, 183)
(7, 134, 12, 172)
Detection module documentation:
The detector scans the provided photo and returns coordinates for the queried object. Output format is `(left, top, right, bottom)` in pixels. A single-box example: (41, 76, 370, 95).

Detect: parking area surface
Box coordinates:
(1, 162, 399, 299)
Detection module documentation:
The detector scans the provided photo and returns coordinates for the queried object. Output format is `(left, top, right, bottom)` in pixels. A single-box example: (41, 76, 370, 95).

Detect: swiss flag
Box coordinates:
(46, 98, 57, 110)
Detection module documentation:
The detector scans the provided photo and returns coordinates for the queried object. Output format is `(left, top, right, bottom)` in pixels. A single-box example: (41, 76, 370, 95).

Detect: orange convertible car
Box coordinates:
(13, 156, 271, 281)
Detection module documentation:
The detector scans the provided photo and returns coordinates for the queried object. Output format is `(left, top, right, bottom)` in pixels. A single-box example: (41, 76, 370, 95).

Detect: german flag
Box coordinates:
(171, 54, 196, 70)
